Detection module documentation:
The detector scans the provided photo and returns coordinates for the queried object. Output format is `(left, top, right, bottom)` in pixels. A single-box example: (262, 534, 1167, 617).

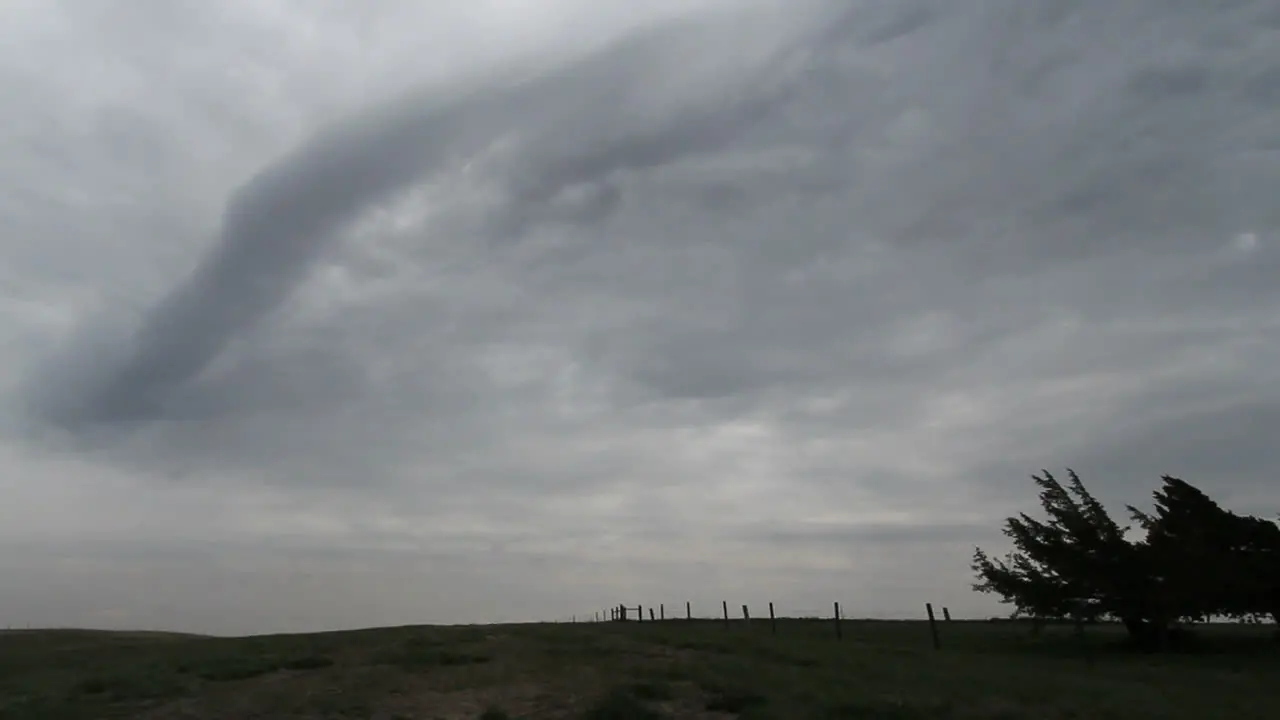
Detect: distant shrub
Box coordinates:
(281, 654, 334, 670)
(190, 655, 281, 682)
(73, 672, 190, 701)
(197, 662, 278, 682)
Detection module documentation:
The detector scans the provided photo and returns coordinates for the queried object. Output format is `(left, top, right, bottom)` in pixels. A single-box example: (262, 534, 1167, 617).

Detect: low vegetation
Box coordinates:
(2, 617, 1277, 719)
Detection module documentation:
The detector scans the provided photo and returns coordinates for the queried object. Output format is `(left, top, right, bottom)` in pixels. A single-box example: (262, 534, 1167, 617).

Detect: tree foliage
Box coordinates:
(973, 470, 1280, 649)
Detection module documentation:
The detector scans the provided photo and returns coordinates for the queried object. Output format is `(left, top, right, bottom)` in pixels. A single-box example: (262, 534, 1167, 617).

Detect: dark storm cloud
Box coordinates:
(15, 0, 1277, 483)
(25, 0, 841, 430)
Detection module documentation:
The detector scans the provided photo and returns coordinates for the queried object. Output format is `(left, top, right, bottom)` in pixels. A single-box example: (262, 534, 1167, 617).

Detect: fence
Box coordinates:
(559, 600, 953, 650)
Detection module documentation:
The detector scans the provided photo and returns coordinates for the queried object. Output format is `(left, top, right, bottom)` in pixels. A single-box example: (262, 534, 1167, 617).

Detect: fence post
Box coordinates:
(769, 602, 777, 635)
(834, 601, 843, 640)
(686, 601, 692, 620)
(943, 607, 952, 622)
(722, 601, 729, 629)
(621, 604, 628, 622)
(649, 607, 655, 621)
(660, 604, 665, 621)
(926, 603, 941, 650)
(742, 605, 751, 624)
(638, 605, 644, 623)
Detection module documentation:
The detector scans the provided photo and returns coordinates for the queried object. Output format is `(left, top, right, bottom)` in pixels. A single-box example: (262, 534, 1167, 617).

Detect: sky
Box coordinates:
(1, 0, 1278, 635)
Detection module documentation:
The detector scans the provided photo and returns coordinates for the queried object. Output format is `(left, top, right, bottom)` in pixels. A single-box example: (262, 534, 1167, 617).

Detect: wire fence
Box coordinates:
(553, 599, 952, 650)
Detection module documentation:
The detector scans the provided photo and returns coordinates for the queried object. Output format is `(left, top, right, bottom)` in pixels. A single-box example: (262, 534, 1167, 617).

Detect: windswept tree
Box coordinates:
(978, 470, 1280, 649)
(972, 470, 1165, 645)
(1127, 476, 1241, 623)
(1229, 514, 1280, 626)
(1128, 476, 1280, 628)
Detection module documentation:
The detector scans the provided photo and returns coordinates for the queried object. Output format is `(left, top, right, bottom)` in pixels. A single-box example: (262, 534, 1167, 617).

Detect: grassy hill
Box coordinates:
(1, 619, 1276, 719)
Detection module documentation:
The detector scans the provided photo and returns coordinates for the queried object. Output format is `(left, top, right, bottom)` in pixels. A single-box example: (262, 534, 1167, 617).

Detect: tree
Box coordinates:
(972, 469, 1165, 646)
(1224, 513, 1280, 626)
(1129, 477, 1280, 629)
(1126, 476, 1237, 623)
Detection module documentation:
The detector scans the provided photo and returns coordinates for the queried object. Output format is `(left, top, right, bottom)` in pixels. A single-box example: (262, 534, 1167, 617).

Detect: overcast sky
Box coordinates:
(1, 0, 1278, 635)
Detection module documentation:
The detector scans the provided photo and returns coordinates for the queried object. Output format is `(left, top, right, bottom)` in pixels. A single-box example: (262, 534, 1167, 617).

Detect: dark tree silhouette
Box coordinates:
(1226, 513, 1280, 626)
(976, 470, 1280, 649)
(1129, 477, 1280, 629)
(973, 470, 1176, 646)
(1127, 476, 1238, 624)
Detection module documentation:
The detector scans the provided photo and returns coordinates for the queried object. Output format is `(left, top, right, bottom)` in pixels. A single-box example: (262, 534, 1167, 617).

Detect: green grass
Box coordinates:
(368, 633, 491, 669)
(0, 620, 1275, 719)
(582, 687, 665, 719)
(627, 680, 674, 702)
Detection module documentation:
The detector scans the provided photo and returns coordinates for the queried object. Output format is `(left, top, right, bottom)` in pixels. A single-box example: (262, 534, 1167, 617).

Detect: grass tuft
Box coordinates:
(628, 681, 674, 701)
(819, 700, 939, 719)
(371, 642, 490, 669)
(583, 687, 666, 719)
(704, 688, 768, 714)
(192, 656, 281, 682)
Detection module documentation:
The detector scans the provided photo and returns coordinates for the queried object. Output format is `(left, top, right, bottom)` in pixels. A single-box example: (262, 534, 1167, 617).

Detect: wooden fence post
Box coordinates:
(834, 601, 843, 640)
(926, 603, 941, 650)
(638, 605, 644, 623)
(769, 602, 777, 635)
(943, 607, 952, 622)
(686, 601, 691, 620)
(649, 607, 655, 621)
(742, 605, 750, 623)
(722, 601, 729, 629)
(660, 604, 665, 621)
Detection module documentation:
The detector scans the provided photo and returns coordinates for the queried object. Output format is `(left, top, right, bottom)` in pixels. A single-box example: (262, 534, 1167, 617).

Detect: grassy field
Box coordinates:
(1, 619, 1276, 719)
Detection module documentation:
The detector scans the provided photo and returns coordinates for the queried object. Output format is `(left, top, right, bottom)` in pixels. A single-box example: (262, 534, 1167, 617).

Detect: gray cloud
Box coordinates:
(25, 0, 829, 431)
(1, 0, 1278, 633)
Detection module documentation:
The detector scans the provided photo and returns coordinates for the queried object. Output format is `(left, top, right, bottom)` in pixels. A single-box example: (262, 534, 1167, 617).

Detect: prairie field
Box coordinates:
(1, 619, 1276, 719)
